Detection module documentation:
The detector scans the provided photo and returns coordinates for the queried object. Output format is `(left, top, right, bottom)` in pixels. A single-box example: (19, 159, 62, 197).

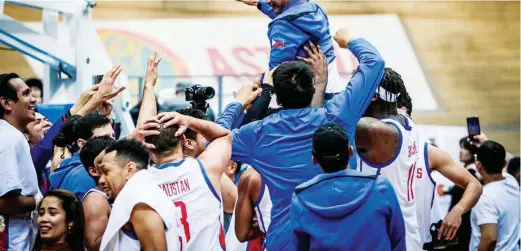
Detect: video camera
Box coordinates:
(423, 220, 458, 250)
(185, 84, 215, 113)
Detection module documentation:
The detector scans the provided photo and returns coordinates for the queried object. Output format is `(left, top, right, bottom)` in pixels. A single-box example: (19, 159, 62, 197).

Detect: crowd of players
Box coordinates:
(1, 0, 520, 250)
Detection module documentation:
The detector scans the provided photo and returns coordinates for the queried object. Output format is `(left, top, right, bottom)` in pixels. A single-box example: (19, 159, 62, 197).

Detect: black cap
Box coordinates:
(312, 122, 350, 163)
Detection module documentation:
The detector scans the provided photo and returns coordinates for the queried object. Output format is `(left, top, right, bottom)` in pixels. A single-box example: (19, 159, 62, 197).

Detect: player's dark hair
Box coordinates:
(375, 68, 404, 114)
(176, 108, 206, 140)
(26, 78, 43, 95)
(395, 77, 413, 116)
(459, 137, 477, 163)
(507, 157, 520, 177)
(54, 115, 83, 153)
(73, 114, 111, 142)
(105, 139, 150, 170)
(272, 61, 314, 109)
(0, 73, 20, 119)
(33, 189, 85, 251)
(477, 140, 506, 174)
(80, 136, 116, 173)
(145, 123, 181, 157)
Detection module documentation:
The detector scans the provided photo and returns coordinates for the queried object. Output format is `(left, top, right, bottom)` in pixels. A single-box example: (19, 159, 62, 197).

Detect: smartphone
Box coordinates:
(94, 75, 104, 85)
(466, 116, 481, 139)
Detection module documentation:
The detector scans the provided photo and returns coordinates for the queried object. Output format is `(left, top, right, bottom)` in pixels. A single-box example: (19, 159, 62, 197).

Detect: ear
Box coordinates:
(77, 139, 86, 149)
(476, 162, 483, 173)
(276, 96, 281, 106)
(312, 155, 318, 165)
(348, 146, 354, 156)
(149, 152, 159, 165)
(88, 166, 99, 177)
(68, 221, 74, 228)
(0, 97, 13, 112)
(230, 162, 238, 174)
(125, 162, 137, 181)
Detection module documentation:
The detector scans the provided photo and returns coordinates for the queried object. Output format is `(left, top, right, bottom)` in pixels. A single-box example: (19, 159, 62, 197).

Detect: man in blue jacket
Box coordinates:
(237, 0, 345, 96)
(218, 29, 384, 250)
(49, 114, 115, 200)
(290, 122, 406, 250)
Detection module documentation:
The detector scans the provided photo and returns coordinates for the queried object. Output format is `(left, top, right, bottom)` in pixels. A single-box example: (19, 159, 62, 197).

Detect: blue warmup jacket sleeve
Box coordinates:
(215, 102, 243, 130)
(324, 38, 385, 127)
(384, 177, 407, 251)
(257, 0, 277, 19)
(268, 21, 311, 69)
(31, 112, 69, 186)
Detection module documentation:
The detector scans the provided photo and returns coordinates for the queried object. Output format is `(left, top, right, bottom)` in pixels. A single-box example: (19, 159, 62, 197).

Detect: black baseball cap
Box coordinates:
(312, 122, 350, 168)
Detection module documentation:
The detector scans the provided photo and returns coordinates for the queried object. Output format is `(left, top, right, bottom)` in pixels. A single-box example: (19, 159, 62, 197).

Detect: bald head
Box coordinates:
(355, 117, 399, 165)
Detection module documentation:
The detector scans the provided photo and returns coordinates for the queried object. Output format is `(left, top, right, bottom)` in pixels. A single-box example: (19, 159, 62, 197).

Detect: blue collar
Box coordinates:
(295, 169, 377, 193)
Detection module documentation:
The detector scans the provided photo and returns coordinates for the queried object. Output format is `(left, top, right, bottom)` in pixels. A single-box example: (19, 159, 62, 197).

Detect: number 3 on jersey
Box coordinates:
(175, 201, 191, 243)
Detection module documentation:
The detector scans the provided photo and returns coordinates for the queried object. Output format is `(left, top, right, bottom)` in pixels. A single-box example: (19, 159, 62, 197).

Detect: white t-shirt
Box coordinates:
(470, 176, 520, 251)
(0, 119, 40, 251)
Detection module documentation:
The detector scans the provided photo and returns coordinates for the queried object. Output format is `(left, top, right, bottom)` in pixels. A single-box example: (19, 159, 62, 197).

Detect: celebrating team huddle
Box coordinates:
(1, 0, 499, 250)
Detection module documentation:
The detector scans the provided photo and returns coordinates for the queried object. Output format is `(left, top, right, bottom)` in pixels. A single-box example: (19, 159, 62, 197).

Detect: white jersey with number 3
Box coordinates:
(149, 158, 226, 251)
(357, 115, 422, 251)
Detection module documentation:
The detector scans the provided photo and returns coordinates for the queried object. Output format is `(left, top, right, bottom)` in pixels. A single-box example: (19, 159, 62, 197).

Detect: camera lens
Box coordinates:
(201, 87, 215, 99)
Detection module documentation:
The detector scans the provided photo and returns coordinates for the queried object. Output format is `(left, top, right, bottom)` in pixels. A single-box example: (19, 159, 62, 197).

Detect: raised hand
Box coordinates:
(98, 100, 113, 117)
(296, 41, 328, 85)
(95, 65, 126, 101)
(69, 84, 99, 115)
(157, 112, 192, 137)
(235, 83, 263, 109)
(127, 118, 161, 149)
(334, 28, 354, 49)
(144, 51, 162, 87)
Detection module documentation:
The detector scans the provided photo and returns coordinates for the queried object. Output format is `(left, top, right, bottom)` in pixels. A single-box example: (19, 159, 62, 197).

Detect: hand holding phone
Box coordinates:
(466, 116, 480, 143)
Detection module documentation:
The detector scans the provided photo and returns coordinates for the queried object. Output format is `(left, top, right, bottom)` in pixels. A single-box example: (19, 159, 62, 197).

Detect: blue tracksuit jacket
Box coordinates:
(258, 0, 335, 70)
(228, 38, 384, 250)
(290, 169, 406, 251)
(49, 152, 95, 200)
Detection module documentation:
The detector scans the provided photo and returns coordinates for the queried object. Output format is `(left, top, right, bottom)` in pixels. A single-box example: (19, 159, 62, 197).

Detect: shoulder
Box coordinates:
(83, 192, 110, 211)
(374, 175, 396, 195)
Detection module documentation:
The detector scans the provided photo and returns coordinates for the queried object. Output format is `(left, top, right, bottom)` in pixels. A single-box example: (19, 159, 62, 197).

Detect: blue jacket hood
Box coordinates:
(294, 169, 377, 218)
(49, 153, 82, 186)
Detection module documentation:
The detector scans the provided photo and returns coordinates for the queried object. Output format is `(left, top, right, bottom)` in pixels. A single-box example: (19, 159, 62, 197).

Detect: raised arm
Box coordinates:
(324, 29, 385, 127)
(216, 82, 262, 130)
(137, 52, 161, 126)
(257, 0, 277, 19)
(159, 112, 231, 181)
(428, 145, 482, 240)
(297, 41, 328, 108)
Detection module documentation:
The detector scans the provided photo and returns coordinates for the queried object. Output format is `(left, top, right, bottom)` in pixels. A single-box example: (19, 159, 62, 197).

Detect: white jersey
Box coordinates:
(415, 141, 437, 246)
(149, 158, 225, 251)
(357, 115, 422, 251)
(226, 166, 271, 251)
(100, 170, 180, 251)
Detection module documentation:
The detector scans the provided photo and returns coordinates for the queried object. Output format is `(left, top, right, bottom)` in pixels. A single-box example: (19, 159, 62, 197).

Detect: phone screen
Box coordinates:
(467, 116, 481, 136)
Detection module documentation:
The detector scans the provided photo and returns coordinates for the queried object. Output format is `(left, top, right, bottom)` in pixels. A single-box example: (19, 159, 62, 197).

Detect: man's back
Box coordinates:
(357, 115, 423, 250)
(149, 157, 225, 251)
(470, 177, 520, 251)
(231, 38, 385, 250)
(290, 169, 406, 250)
